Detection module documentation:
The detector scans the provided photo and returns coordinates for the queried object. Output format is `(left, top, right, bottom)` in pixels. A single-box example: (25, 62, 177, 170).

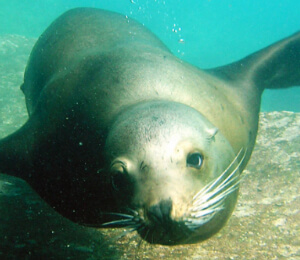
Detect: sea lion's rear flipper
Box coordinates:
(207, 31, 300, 91)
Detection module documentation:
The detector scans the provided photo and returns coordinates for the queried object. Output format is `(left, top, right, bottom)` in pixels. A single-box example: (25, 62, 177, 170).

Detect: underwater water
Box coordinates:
(1, 0, 299, 111)
(0, 1, 299, 259)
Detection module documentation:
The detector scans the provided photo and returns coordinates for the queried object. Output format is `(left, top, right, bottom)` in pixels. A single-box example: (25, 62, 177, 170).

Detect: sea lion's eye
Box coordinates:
(186, 153, 203, 169)
(111, 163, 128, 191)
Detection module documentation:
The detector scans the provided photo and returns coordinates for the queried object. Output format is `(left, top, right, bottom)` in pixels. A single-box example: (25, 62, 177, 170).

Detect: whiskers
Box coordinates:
(100, 210, 146, 239)
(97, 211, 149, 259)
(101, 209, 146, 237)
(185, 148, 247, 230)
(101, 212, 141, 228)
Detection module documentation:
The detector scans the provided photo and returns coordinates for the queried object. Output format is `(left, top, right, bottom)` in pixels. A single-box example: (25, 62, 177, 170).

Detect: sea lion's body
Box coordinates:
(0, 8, 299, 245)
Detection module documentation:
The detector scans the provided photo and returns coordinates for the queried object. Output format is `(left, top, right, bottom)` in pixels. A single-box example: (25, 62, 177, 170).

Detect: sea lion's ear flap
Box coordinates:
(206, 127, 218, 141)
(206, 31, 300, 91)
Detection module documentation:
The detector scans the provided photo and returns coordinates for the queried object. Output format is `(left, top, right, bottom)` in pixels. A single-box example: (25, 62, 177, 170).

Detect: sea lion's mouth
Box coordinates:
(138, 214, 193, 245)
(102, 148, 246, 245)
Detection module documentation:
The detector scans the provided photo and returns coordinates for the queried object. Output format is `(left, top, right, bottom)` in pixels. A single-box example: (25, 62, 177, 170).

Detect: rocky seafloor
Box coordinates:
(0, 35, 299, 259)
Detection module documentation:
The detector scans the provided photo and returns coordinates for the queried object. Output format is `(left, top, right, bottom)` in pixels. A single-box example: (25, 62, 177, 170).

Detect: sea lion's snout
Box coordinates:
(146, 199, 173, 224)
(137, 198, 195, 245)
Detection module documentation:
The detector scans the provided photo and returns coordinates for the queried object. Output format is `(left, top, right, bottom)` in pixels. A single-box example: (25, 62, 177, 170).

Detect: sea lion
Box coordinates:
(0, 8, 299, 245)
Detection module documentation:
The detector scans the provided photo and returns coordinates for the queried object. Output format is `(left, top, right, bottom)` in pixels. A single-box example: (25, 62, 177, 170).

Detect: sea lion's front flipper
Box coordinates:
(0, 119, 36, 178)
(207, 31, 300, 90)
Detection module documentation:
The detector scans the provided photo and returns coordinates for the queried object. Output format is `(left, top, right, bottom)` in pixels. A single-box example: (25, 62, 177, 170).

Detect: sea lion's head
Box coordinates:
(105, 101, 244, 245)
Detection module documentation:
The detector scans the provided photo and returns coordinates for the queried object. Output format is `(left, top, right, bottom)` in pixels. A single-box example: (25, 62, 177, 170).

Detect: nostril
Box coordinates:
(160, 199, 172, 217)
(147, 199, 173, 224)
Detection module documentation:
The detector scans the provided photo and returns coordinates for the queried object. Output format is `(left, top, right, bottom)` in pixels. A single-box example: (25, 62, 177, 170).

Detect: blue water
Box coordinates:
(1, 0, 299, 111)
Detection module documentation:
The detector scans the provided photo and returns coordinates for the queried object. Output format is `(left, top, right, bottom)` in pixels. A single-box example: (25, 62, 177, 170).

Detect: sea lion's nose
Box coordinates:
(147, 199, 173, 224)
